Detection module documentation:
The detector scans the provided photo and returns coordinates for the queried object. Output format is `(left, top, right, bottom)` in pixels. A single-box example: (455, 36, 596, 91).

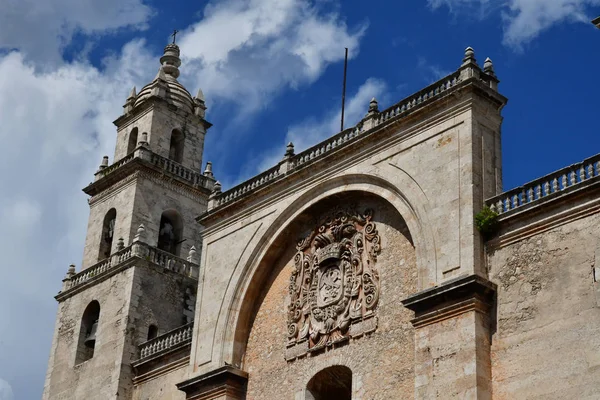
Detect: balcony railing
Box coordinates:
(486, 153, 600, 215)
(138, 322, 193, 360)
(65, 242, 198, 292)
(94, 146, 213, 190)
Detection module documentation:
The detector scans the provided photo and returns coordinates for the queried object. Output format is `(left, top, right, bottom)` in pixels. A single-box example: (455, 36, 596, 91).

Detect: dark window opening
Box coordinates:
(75, 301, 100, 365)
(169, 129, 184, 164)
(99, 208, 116, 260)
(157, 209, 183, 256)
(147, 325, 158, 340)
(127, 127, 138, 154)
(306, 365, 352, 400)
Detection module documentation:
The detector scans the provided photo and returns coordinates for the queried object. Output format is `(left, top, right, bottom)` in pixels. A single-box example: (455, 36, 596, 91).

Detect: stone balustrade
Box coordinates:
(486, 153, 600, 215)
(65, 242, 198, 291)
(138, 322, 194, 359)
(95, 153, 135, 180)
(211, 70, 464, 210)
(149, 152, 211, 188)
(94, 147, 213, 190)
(373, 72, 462, 127)
(213, 165, 281, 207)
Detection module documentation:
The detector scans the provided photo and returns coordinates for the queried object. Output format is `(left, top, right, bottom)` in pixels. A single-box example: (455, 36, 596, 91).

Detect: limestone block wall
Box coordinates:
(488, 212, 600, 398)
(243, 195, 417, 399)
(82, 180, 137, 269)
(132, 174, 207, 259)
(132, 364, 187, 400)
(42, 268, 135, 400)
(114, 104, 206, 172)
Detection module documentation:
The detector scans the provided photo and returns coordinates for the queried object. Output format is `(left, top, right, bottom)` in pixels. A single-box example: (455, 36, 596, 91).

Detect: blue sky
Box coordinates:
(1, 0, 599, 398)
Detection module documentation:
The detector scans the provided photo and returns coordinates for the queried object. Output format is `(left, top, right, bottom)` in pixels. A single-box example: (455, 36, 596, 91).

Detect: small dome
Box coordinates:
(132, 43, 195, 114)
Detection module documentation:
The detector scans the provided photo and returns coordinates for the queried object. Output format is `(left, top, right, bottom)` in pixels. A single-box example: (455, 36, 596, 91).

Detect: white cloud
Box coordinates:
(0, 41, 152, 399)
(178, 0, 367, 113)
(0, 379, 13, 400)
(254, 77, 388, 174)
(428, 0, 600, 48)
(0, 0, 153, 63)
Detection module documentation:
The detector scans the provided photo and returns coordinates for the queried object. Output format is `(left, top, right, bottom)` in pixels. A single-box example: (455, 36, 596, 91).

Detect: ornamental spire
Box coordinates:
(160, 38, 182, 79)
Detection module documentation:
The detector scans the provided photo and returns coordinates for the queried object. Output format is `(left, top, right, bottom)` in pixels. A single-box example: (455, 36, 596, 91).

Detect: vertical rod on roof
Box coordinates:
(340, 47, 348, 132)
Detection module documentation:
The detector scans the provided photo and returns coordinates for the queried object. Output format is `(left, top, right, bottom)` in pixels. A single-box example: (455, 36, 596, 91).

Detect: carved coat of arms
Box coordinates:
(286, 208, 381, 358)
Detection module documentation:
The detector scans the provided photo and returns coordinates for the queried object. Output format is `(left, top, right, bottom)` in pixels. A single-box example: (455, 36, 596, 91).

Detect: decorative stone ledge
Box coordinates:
(84, 146, 214, 196)
(401, 274, 496, 328)
(176, 366, 248, 400)
(56, 242, 199, 302)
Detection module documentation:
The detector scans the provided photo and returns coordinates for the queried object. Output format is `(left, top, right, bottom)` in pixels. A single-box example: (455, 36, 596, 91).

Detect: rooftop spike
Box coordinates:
(195, 88, 205, 102)
(127, 86, 137, 99)
(483, 57, 495, 76)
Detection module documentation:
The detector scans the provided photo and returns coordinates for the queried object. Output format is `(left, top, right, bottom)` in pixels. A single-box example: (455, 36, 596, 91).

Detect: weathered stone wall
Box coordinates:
(43, 261, 197, 400)
(81, 174, 206, 270)
(82, 180, 137, 269)
(132, 364, 188, 400)
(132, 174, 206, 259)
(114, 103, 206, 172)
(243, 195, 417, 399)
(42, 269, 135, 400)
(489, 212, 600, 399)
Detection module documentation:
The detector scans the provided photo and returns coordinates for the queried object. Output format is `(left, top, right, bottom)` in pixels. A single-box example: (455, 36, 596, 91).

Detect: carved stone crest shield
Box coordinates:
(286, 207, 381, 359)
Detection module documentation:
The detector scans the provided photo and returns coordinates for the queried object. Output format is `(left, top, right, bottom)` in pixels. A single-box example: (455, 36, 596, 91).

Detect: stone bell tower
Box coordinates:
(42, 42, 215, 400)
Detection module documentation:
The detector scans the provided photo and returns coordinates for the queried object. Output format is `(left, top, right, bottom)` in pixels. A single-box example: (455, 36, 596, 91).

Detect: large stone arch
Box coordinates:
(216, 173, 438, 370)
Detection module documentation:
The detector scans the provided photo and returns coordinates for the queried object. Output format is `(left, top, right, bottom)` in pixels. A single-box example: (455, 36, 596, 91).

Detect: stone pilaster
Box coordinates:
(402, 275, 496, 399)
(177, 366, 248, 400)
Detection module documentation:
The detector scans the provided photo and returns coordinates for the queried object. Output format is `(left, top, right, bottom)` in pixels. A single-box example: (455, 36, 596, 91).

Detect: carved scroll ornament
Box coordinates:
(286, 208, 381, 359)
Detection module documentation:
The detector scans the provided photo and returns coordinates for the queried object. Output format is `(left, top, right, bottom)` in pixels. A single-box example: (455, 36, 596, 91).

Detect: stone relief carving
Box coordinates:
(286, 207, 381, 359)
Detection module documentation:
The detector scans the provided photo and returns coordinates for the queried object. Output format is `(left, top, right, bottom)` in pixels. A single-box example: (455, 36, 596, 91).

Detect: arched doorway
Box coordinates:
(306, 365, 352, 400)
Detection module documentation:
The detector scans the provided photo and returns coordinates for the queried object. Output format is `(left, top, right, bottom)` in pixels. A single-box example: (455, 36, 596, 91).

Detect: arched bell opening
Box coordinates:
(126, 127, 138, 155)
(75, 300, 100, 365)
(98, 208, 116, 261)
(306, 365, 352, 400)
(169, 129, 184, 164)
(157, 209, 183, 256)
(147, 324, 158, 340)
(234, 191, 417, 398)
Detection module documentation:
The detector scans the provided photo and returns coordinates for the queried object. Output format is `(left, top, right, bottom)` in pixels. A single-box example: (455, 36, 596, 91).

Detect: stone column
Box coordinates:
(401, 275, 496, 399)
(177, 366, 248, 400)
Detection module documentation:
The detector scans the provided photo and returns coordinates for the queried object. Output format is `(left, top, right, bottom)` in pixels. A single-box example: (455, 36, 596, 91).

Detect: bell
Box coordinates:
(84, 321, 98, 348)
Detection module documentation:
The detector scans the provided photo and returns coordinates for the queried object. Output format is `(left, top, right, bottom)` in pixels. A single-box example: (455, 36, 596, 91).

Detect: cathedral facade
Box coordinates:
(42, 43, 600, 399)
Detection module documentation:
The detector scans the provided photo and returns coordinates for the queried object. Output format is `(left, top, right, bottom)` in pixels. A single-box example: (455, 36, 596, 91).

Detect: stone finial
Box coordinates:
(187, 246, 198, 263)
(99, 156, 109, 170)
(67, 264, 76, 278)
(154, 67, 168, 82)
(213, 181, 222, 194)
(133, 224, 146, 243)
(127, 86, 137, 100)
(462, 46, 477, 65)
(368, 97, 379, 114)
(138, 132, 149, 147)
(116, 237, 125, 251)
(195, 88, 205, 103)
(160, 43, 182, 79)
(483, 57, 495, 76)
(285, 142, 295, 158)
(203, 162, 214, 178)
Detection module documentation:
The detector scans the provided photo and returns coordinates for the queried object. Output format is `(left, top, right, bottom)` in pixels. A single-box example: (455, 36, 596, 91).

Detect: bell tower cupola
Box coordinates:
(113, 42, 211, 172)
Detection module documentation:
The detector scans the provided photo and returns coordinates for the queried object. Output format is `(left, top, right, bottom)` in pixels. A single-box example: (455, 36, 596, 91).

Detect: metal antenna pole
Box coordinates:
(340, 47, 348, 132)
